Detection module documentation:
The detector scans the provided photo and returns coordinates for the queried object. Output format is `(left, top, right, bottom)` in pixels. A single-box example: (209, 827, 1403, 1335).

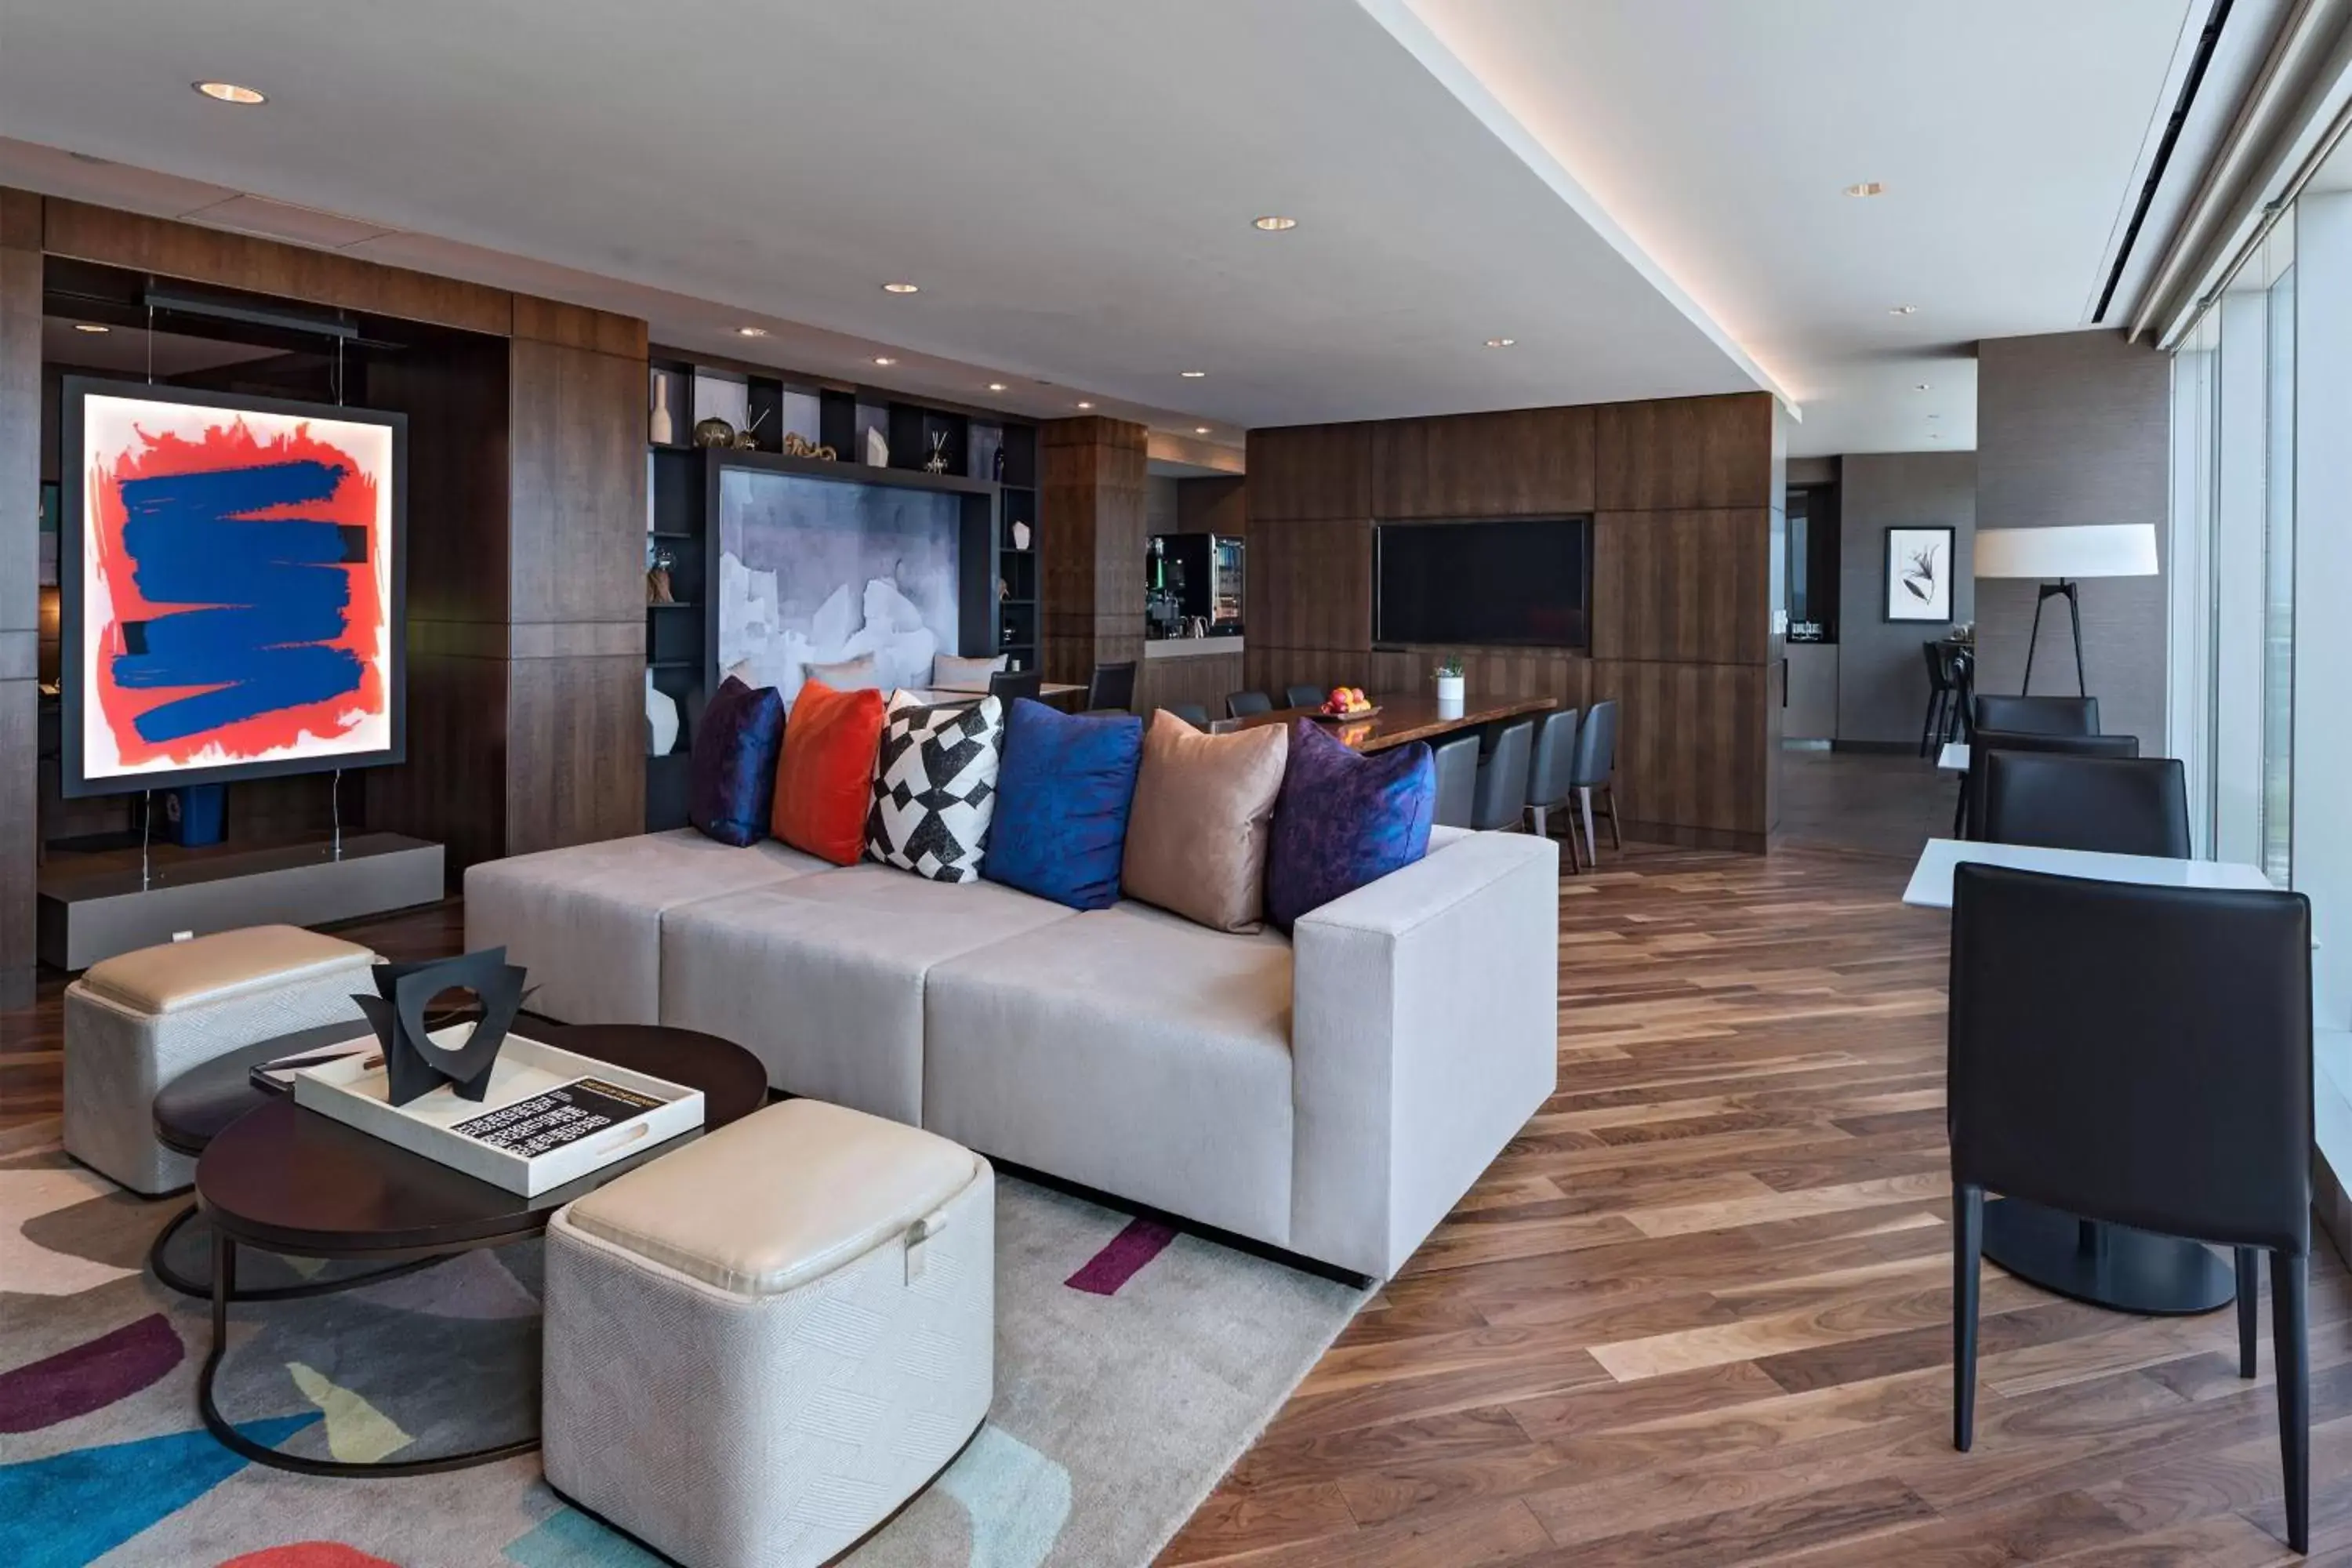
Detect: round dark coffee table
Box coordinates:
(192, 1023, 767, 1478)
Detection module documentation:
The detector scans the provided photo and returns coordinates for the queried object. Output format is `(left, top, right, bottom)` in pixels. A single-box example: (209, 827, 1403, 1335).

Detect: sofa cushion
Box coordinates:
(931, 652, 1007, 687)
(660, 865, 1078, 1123)
(924, 902, 1295, 1246)
(464, 831, 823, 1025)
(687, 675, 786, 848)
(985, 699, 1143, 911)
(1121, 709, 1290, 933)
(1265, 718, 1436, 929)
(771, 678, 885, 866)
(82, 924, 376, 1015)
(866, 691, 1002, 884)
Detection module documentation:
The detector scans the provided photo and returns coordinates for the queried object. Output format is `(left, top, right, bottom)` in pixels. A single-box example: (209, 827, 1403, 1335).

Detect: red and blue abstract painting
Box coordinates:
(71, 386, 401, 793)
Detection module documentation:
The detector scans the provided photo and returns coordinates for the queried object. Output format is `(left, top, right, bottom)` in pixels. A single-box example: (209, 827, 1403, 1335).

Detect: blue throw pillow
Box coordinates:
(688, 675, 786, 847)
(985, 699, 1144, 909)
(1265, 718, 1436, 928)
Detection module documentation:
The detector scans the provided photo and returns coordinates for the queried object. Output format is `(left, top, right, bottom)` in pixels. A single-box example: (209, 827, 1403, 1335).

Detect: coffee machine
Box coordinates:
(1149, 533, 1244, 637)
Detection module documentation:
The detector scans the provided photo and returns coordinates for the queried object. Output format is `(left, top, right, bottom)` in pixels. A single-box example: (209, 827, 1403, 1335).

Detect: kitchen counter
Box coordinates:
(1144, 637, 1244, 660)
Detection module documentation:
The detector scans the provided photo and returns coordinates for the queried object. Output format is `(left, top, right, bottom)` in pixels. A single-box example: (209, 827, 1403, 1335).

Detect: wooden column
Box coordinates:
(1040, 416, 1146, 689)
(0, 191, 39, 1005)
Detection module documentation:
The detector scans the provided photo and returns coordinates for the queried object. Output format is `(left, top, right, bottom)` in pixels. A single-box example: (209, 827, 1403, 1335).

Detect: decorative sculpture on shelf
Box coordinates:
(924, 432, 950, 474)
(692, 416, 735, 448)
(354, 949, 528, 1106)
(646, 545, 677, 605)
(780, 432, 837, 461)
(732, 407, 770, 451)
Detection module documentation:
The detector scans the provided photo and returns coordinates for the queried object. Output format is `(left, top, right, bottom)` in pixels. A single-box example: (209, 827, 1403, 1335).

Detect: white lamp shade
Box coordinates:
(1973, 524, 2158, 579)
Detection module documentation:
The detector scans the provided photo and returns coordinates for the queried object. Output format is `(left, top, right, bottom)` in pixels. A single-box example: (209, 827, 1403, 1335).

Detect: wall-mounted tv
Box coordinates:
(1374, 517, 1591, 648)
(61, 378, 407, 797)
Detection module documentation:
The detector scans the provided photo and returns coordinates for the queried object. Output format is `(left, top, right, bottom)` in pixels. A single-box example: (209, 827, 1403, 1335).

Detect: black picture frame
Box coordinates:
(60, 376, 408, 797)
(1882, 525, 1956, 624)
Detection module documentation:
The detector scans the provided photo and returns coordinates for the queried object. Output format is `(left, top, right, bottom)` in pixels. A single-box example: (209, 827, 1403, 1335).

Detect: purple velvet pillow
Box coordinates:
(688, 676, 786, 847)
(1264, 718, 1436, 929)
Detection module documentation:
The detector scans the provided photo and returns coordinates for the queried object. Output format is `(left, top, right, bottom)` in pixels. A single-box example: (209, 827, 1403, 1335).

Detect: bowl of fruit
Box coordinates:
(1312, 686, 1380, 723)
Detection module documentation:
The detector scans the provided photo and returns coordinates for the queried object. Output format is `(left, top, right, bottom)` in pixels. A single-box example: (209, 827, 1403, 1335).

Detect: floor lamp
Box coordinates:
(1972, 524, 2159, 696)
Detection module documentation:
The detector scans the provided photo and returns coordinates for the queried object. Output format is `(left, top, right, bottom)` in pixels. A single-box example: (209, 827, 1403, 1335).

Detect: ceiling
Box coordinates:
(0, 0, 2212, 458)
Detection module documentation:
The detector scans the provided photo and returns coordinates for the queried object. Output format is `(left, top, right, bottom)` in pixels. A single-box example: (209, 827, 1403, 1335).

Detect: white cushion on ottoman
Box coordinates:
(543, 1099, 994, 1568)
(63, 925, 378, 1194)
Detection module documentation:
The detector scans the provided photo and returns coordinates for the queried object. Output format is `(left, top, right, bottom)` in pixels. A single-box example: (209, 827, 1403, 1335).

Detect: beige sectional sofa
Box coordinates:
(466, 824, 1558, 1279)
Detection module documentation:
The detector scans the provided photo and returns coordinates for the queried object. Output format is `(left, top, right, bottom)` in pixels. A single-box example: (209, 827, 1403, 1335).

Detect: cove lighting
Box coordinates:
(194, 82, 266, 105)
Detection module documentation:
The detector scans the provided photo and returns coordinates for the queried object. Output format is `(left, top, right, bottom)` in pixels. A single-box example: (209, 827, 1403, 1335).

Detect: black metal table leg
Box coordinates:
(148, 1202, 441, 1304)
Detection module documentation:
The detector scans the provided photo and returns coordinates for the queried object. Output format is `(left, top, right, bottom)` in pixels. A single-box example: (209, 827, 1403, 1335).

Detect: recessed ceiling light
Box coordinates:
(1252, 215, 1297, 231)
(1076, 401, 1094, 409)
(1930, 433, 1943, 440)
(194, 81, 266, 105)
(1485, 337, 1516, 348)
(1843, 181, 1885, 198)
(1914, 382, 1931, 391)
(73, 322, 110, 333)
(1889, 304, 1918, 316)
(1928, 413, 1942, 419)
(987, 382, 1007, 393)
(873, 356, 896, 366)
(735, 326, 768, 338)
(1180, 370, 1207, 378)
(881, 281, 920, 295)
(1195, 426, 1211, 435)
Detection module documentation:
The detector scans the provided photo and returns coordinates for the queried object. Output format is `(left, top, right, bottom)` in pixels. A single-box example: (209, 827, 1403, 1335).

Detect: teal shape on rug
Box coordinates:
(0, 1413, 318, 1568)
(504, 1508, 667, 1567)
(938, 1425, 1071, 1568)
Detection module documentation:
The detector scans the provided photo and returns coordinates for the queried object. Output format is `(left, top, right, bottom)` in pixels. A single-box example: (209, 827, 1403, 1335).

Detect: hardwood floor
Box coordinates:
(4, 855, 2343, 1564)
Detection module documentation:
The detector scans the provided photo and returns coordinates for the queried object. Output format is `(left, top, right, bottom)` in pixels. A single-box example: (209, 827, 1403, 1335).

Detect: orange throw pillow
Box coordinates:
(771, 679, 885, 865)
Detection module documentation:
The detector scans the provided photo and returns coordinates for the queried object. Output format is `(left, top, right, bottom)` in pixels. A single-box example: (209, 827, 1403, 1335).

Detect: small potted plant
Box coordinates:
(1434, 655, 1465, 716)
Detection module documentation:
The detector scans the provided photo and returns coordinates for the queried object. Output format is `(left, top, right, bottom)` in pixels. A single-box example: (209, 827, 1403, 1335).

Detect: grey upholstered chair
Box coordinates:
(1431, 735, 1479, 830)
(1524, 708, 1582, 867)
(1086, 661, 1137, 713)
(1164, 702, 1210, 730)
(1471, 720, 1535, 833)
(1225, 690, 1273, 720)
(1284, 683, 1326, 710)
(1566, 699, 1621, 864)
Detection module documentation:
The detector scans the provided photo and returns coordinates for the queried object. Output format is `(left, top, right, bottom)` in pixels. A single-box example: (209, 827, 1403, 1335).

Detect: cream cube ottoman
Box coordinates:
(63, 925, 378, 1194)
(544, 1098, 994, 1568)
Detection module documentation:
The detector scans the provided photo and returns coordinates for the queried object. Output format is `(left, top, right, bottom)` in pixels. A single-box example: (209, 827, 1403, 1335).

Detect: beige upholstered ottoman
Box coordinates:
(62, 924, 379, 1194)
(544, 1099, 994, 1568)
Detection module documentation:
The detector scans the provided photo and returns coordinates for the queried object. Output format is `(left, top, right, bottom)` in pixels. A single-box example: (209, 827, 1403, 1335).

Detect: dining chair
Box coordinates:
(1164, 702, 1210, 730)
(987, 668, 1044, 706)
(1431, 735, 1479, 830)
(1981, 751, 2189, 857)
(1962, 730, 2137, 839)
(1973, 694, 2100, 736)
(1948, 862, 2312, 1550)
(1919, 643, 1962, 758)
(1283, 683, 1326, 710)
(1225, 690, 1274, 720)
(1948, 649, 1977, 742)
(1086, 660, 1137, 713)
(1523, 708, 1582, 868)
(1566, 699, 1621, 866)
(1470, 720, 1535, 833)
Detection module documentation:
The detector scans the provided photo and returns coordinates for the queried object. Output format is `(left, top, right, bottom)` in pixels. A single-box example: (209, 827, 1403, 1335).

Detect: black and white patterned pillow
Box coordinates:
(866, 691, 1003, 882)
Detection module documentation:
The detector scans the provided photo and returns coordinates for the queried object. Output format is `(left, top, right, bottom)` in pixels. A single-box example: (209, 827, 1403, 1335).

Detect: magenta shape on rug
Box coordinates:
(1065, 1218, 1176, 1296)
(220, 1545, 399, 1567)
(0, 1312, 183, 1433)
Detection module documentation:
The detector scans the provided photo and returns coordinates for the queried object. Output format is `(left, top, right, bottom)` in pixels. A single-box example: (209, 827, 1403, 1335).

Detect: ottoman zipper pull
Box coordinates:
(905, 1208, 949, 1284)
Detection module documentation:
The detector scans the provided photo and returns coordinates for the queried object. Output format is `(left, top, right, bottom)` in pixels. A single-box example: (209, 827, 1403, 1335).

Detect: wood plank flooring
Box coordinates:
(3, 849, 2344, 1563)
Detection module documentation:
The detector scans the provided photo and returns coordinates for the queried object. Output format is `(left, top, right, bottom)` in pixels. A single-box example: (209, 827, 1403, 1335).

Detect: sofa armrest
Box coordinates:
(1289, 830, 1560, 1279)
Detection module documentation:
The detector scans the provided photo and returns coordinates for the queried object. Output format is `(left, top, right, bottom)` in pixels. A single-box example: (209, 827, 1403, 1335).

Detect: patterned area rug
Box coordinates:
(0, 1145, 1368, 1567)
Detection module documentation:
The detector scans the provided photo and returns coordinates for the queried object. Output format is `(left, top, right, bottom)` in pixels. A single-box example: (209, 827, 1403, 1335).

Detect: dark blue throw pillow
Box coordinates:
(1265, 718, 1436, 928)
(985, 698, 1144, 909)
(688, 675, 786, 847)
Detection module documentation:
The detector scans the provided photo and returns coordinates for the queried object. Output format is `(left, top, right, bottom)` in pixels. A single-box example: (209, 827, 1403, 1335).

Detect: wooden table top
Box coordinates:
(916, 680, 1086, 699)
(194, 1024, 768, 1258)
(1226, 692, 1559, 753)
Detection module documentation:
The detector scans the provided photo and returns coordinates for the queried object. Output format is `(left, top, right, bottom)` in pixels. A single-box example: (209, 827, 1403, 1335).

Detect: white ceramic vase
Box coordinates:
(646, 670, 680, 757)
(649, 375, 674, 445)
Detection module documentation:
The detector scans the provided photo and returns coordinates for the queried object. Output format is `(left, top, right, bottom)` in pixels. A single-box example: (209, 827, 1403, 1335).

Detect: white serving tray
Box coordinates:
(291, 1029, 706, 1197)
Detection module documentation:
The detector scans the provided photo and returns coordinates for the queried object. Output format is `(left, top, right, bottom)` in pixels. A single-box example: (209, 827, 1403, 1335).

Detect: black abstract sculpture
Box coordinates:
(354, 948, 528, 1107)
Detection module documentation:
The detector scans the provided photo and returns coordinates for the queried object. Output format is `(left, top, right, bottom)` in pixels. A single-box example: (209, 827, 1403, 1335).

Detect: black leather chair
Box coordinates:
(1566, 699, 1621, 864)
(1981, 752, 2190, 857)
(1284, 683, 1326, 710)
(1962, 730, 2137, 840)
(1973, 694, 2100, 736)
(1949, 863, 2312, 1549)
(987, 668, 1043, 706)
(1431, 735, 1479, 830)
(1470, 719, 1534, 832)
(1164, 702, 1210, 730)
(1524, 708, 1582, 866)
(1086, 661, 1137, 713)
(1225, 690, 1273, 720)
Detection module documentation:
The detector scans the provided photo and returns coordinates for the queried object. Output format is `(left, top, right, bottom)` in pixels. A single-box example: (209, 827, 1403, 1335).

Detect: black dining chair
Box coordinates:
(987, 668, 1043, 706)
(1164, 702, 1210, 730)
(1085, 660, 1137, 713)
(1981, 752, 2190, 858)
(1973, 694, 2100, 736)
(1920, 643, 1964, 757)
(1523, 708, 1582, 865)
(1225, 690, 1274, 720)
(1949, 863, 2312, 1550)
(1470, 719, 1535, 833)
(1431, 735, 1479, 830)
(1284, 683, 1326, 710)
(1960, 729, 2137, 840)
(1566, 699, 1621, 866)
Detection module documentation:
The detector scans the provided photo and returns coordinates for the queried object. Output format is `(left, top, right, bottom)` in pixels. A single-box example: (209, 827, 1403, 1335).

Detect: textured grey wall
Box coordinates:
(1975, 331, 2170, 749)
(1837, 451, 1977, 746)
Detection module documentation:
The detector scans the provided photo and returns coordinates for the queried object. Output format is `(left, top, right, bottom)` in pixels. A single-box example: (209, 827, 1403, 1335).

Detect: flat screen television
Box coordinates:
(61, 377, 407, 796)
(1374, 517, 1590, 648)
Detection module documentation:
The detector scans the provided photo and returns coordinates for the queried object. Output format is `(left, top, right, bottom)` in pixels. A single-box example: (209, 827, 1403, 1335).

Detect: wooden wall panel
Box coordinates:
(1246, 423, 1371, 521)
(506, 654, 643, 857)
(1371, 407, 1595, 518)
(368, 655, 507, 875)
(1247, 518, 1371, 652)
(1041, 417, 1147, 687)
(1586, 659, 1773, 845)
(1176, 476, 1246, 536)
(510, 294, 648, 359)
(1595, 393, 1776, 510)
(1134, 652, 1246, 717)
(508, 336, 646, 628)
(0, 190, 39, 1002)
(1589, 509, 1772, 666)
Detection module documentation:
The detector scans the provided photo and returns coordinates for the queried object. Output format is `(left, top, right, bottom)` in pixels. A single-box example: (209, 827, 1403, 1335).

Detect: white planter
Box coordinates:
(1436, 673, 1465, 717)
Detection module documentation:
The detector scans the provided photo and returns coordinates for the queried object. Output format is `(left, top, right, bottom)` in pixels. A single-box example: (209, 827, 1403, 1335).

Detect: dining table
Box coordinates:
(914, 680, 1087, 704)
(1224, 692, 1558, 753)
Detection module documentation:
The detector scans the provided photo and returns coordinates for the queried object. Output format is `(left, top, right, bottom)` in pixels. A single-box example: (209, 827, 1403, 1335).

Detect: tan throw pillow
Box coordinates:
(931, 652, 1008, 688)
(1121, 710, 1290, 932)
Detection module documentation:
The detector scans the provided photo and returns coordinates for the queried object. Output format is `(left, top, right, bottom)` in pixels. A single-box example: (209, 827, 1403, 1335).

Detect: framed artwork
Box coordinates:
(61, 377, 407, 797)
(1883, 526, 1955, 623)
